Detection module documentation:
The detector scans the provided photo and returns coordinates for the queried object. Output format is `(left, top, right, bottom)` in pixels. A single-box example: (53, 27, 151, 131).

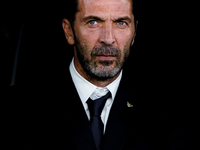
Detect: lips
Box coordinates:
(96, 54, 116, 57)
(95, 55, 116, 61)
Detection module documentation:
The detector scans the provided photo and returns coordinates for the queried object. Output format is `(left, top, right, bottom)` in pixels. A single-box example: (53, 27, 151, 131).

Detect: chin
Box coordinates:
(89, 65, 121, 80)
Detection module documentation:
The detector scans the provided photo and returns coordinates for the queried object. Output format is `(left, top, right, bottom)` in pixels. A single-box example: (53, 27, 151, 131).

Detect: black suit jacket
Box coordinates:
(4, 68, 189, 150)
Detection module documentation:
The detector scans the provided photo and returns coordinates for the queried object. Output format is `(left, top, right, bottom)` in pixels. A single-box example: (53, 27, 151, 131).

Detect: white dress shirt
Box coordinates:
(69, 58, 122, 132)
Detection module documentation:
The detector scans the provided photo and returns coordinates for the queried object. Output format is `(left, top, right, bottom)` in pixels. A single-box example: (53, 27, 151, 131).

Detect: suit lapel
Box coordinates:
(67, 94, 96, 150)
(101, 78, 143, 150)
(60, 74, 96, 150)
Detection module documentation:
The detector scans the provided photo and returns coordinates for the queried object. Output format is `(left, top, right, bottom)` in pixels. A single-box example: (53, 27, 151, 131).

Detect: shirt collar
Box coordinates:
(69, 58, 122, 104)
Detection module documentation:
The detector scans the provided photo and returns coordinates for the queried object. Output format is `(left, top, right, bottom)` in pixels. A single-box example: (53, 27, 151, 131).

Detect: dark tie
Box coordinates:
(87, 92, 111, 149)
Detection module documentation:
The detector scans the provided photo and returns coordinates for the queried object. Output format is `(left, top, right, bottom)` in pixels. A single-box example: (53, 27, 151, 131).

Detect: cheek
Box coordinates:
(81, 26, 100, 41)
(115, 31, 133, 60)
(115, 31, 133, 51)
(75, 30, 101, 60)
(79, 28, 100, 49)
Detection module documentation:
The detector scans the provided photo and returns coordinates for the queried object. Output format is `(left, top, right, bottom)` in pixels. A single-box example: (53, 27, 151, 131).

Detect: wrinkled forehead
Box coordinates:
(77, 0, 133, 19)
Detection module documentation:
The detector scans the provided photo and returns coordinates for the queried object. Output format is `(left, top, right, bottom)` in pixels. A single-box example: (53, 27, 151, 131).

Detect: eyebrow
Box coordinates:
(81, 15, 132, 23)
(114, 16, 132, 23)
(82, 15, 105, 22)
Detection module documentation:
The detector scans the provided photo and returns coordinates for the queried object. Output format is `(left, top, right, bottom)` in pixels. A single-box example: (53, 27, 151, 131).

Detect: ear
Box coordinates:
(62, 18, 75, 45)
(131, 20, 138, 46)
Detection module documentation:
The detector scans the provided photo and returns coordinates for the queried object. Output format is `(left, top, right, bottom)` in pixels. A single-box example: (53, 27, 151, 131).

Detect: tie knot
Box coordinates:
(87, 91, 111, 116)
(90, 87, 109, 100)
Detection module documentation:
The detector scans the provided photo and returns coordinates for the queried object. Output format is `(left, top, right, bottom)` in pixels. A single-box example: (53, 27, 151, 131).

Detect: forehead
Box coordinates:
(77, 0, 133, 19)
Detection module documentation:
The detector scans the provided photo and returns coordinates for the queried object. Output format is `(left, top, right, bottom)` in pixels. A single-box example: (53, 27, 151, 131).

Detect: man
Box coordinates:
(61, 0, 137, 149)
(55, 0, 188, 150)
(5, 0, 188, 150)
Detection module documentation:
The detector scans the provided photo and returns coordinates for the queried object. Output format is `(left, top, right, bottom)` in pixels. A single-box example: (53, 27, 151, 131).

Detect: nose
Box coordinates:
(99, 22, 115, 45)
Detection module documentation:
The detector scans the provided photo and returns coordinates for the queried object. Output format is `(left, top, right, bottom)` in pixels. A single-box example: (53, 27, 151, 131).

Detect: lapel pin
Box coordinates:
(127, 102, 133, 108)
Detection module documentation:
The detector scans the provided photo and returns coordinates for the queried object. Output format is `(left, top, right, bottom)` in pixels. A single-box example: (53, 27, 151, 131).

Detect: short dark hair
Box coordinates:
(64, 0, 138, 28)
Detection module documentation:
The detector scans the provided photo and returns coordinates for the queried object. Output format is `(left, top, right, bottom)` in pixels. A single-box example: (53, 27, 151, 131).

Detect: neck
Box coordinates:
(73, 51, 120, 88)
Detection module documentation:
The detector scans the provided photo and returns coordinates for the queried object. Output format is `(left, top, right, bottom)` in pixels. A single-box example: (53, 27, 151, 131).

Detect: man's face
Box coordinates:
(71, 0, 136, 80)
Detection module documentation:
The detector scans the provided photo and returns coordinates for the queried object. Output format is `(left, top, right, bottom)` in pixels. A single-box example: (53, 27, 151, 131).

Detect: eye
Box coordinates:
(88, 20, 98, 25)
(117, 21, 127, 26)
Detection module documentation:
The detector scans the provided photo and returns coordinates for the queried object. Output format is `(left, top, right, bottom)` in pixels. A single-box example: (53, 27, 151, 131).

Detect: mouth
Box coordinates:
(94, 55, 117, 61)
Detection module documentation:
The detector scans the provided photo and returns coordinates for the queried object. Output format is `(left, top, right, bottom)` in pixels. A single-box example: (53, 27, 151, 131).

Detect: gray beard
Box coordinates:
(75, 42, 129, 81)
(84, 59, 122, 80)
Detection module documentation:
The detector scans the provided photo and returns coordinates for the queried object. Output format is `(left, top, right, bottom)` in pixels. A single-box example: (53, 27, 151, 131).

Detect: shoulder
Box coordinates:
(121, 68, 181, 108)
